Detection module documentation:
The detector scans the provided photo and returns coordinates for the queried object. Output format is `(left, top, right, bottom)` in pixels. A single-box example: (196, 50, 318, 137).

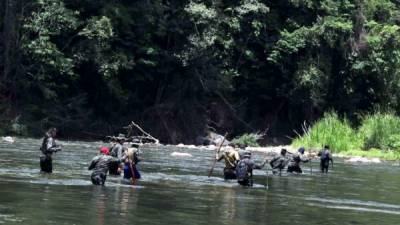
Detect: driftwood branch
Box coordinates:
(125, 121, 160, 144)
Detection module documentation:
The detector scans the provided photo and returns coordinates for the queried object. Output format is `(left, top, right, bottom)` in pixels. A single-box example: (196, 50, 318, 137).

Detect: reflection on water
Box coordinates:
(0, 138, 400, 225)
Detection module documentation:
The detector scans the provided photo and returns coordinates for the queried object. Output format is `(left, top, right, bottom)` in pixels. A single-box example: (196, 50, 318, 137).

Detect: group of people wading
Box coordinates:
(216, 144, 334, 186)
(39, 128, 333, 187)
(88, 134, 141, 186)
(39, 129, 141, 186)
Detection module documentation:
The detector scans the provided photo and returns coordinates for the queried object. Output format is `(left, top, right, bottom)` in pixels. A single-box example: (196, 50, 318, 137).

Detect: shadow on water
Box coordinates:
(1, 139, 400, 225)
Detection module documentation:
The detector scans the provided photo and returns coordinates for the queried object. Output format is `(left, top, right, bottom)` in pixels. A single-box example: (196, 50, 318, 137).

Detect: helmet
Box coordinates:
(281, 148, 287, 155)
(298, 147, 305, 154)
(100, 146, 110, 155)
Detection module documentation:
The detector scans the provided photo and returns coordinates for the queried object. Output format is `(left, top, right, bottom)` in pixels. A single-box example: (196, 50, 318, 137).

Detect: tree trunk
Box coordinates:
(3, 0, 17, 84)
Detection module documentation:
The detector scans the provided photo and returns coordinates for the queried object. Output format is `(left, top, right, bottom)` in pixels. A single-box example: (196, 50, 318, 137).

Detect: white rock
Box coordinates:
(370, 158, 381, 163)
(345, 156, 382, 164)
(2, 136, 15, 143)
(170, 152, 192, 157)
(177, 143, 185, 147)
(207, 145, 216, 150)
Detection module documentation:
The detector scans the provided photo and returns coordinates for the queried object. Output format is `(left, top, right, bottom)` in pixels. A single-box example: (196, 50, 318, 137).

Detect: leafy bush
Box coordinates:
(293, 112, 362, 152)
(231, 132, 264, 147)
(359, 113, 400, 151)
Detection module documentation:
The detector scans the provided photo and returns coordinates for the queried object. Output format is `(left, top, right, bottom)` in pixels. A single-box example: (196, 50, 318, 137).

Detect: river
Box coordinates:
(0, 138, 399, 225)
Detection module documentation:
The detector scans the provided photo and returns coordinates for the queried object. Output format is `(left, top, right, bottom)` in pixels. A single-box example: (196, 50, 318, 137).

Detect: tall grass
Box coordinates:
(292, 112, 362, 152)
(293, 112, 400, 159)
(359, 113, 400, 151)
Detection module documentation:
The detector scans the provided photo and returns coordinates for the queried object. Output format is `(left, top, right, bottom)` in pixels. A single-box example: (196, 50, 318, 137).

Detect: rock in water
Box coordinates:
(2, 136, 15, 143)
(171, 152, 192, 157)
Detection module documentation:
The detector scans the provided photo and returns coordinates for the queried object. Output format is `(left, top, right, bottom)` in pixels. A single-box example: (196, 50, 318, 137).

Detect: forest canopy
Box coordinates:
(2, 0, 400, 144)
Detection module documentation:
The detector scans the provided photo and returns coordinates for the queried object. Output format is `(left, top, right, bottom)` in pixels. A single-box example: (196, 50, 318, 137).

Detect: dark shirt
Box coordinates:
(241, 158, 264, 173)
(288, 153, 309, 167)
(110, 143, 124, 160)
(88, 155, 120, 175)
(318, 149, 333, 161)
(40, 135, 61, 155)
(269, 154, 289, 169)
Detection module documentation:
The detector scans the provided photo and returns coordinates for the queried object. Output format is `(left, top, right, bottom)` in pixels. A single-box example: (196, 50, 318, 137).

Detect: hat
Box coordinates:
(112, 133, 127, 141)
(100, 146, 110, 155)
(298, 147, 305, 154)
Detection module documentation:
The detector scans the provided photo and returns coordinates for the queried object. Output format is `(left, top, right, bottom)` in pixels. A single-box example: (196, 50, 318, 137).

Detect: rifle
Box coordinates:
(207, 133, 228, 178)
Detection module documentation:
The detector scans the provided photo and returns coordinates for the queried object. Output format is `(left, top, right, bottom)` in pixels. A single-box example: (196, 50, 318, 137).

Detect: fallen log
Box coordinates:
(124, 121, 160, 144)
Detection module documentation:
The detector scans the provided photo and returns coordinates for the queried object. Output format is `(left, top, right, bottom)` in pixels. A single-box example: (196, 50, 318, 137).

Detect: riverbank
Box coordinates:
(3, 136, 399, 163)
(169, 143, 399, 163)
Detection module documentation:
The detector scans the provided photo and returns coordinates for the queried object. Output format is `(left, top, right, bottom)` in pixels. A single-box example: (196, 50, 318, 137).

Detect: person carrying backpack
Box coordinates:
(122, 145, 142, 185)
(236, 150, 268, 186)
(88, 147, 120, 185)
(216, 145, 240, 180)
(269, 148, 289, 175)
(39, 128, 62, 173)
(287, 147, 309, 174)
(318, 145, 333, 173)
(109, 134, 127, 175)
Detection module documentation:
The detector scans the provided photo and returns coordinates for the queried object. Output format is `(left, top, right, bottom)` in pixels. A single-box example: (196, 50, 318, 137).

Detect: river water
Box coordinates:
(0, 138, 399, 225)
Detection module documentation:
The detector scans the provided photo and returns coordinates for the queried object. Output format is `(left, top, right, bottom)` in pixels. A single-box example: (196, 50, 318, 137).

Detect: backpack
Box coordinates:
(320, 150, 329, 161)
(236, 160, 249, 181)
(293, 154, 301, 163)
(40, 136, 49, 154)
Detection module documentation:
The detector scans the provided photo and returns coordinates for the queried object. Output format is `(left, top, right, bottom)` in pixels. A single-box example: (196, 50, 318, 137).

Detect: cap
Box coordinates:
(100, 146, 110, 155)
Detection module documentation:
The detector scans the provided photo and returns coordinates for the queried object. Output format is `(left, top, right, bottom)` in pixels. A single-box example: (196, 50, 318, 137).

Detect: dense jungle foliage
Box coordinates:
(2, 0, 400, 144)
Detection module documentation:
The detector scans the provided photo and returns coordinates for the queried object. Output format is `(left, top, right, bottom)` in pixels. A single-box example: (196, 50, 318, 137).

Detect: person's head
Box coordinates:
(281, 148, 287, 156)
(298, 147, 305, 155)
(116, 134, 126, 143)
(131, 143, 140, 148)
(243, 150, 251, 158)
(224, 146, 236, 155)
(100, 146, 110, 155)
(46, 128, 57, 137)
(324, 145, 329, 149)
(239, 143, 247, 149)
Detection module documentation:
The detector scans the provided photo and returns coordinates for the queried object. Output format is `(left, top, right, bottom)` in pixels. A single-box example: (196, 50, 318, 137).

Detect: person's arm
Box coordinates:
(117, 146, 123, 160)
(269, 156, 278, 167)
(329, 153, 334, 167)
(254, 158, 268, 169)
(216, 153, 224, 161)
(300, 155, 309, 163)
(88, 157, 97, 170)
(46, 138, 61, 153)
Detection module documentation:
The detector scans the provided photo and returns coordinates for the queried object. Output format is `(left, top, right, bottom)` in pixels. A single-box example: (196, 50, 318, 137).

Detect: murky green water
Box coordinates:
(1, 138, 399, 225)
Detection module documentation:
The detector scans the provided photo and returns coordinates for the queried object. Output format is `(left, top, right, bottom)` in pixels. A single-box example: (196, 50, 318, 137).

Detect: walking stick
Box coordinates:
(309, 149, 313, 175)
(266, 165, 269, 189)
(208, 133, 228, 177)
